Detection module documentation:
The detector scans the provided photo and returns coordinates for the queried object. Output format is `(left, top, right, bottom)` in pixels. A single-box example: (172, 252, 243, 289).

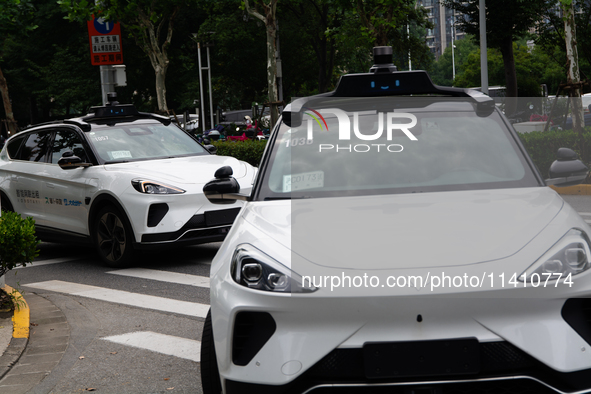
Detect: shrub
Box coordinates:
(0, 211, 40, 278)
(517, 129, 591, 180)
(212, 140, 267, 167)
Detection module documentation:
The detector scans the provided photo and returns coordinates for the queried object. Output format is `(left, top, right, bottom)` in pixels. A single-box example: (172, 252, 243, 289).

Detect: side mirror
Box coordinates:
(203, 166, 250, 204)
(546, 148, 589, 187)
(57, 151, 91, 170)
(205, 145, 217, 154)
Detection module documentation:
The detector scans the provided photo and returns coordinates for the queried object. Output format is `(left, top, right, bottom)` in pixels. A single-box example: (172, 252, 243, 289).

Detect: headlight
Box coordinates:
(231, 244, 317, 293)
(131, 179, 185, 194)
(521, 229, 591, 280)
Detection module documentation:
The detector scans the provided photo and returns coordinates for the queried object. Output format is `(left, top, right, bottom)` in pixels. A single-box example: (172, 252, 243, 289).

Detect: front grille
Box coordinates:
(307, 342, 534, 381)
(140, 207, 239, 243)
(306, 378, 557, 394)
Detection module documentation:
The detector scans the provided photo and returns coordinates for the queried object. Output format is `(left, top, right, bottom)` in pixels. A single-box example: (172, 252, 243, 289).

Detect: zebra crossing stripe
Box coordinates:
(101, 331, 201, 362)
(23, 280, 209, 318)
(106, 268, 210, 288)
(14, 258, 81, 269)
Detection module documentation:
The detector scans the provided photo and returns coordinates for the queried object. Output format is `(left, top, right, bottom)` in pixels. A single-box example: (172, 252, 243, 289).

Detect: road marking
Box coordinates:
(13, 257, 80, 269)
(107, 268, 210, 288)
(102, 331, 200, 362)
(578, 212, 591, 216)
(23, 280, 209, 318)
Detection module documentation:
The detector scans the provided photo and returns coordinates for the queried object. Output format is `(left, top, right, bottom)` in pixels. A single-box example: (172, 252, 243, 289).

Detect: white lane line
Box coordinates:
(23, 280, 209, 318)
(107, 268, 210, 288)
(586, 220, 591, 224)
(102, 331, 200, 362)
(13, 257, 80, 269)
(578, 212, 591, 216)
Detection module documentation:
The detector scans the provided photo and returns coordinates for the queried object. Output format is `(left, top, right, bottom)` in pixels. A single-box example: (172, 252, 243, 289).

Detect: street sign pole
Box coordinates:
(100, 65, 115, 106)
(197, 43, 206, 133)
(88, 15, 124, 105)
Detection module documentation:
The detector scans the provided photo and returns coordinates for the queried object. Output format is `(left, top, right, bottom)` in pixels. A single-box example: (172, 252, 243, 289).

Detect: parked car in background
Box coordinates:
(0, 94, 256, 267)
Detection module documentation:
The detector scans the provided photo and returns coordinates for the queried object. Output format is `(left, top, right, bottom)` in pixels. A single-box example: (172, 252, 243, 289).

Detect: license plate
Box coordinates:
(363, 338, 480, 379)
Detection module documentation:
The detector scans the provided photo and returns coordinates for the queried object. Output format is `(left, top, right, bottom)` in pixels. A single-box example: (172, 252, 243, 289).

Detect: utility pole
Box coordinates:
(479, 0, 488, 95)
(451, 19, 456, 82)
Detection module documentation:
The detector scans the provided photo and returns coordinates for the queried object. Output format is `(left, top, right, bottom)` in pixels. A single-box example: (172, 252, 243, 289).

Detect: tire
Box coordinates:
(93, 205, 135, 268)
(0, 193, 14, 213)
(201, 309, 223, 394)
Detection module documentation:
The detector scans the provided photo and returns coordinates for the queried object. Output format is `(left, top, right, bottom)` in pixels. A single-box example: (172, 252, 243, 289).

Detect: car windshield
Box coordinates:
(87, 122, 207, 163)
(258, 97, 540, 200)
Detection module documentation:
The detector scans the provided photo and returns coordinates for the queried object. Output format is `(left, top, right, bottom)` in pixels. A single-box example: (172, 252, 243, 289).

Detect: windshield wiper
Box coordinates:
(264, 196, 312, 200)
(104, 160, 130, 164)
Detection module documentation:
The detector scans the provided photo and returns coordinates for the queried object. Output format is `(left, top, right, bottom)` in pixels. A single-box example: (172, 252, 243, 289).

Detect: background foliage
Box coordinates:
(2, 0, 591, 129)
(212, 140, 267, 167)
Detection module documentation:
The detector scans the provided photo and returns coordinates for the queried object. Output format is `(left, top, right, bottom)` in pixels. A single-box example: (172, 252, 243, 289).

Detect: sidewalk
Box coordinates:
(0, 286, 70, 394)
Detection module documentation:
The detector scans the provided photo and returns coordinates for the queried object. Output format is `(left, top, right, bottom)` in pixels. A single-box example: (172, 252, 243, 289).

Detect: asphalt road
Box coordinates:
(5, 242, 219, 394)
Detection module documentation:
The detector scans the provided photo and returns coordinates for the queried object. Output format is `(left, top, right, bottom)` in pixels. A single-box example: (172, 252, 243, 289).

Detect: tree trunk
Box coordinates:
(0, 66, 18, 135)
(564, 0, 584, 138)
(499, 37, 518, 116)
(155, 64, 168, 114)
(265, 23, 279, 125)
(244, 0, 279, 128)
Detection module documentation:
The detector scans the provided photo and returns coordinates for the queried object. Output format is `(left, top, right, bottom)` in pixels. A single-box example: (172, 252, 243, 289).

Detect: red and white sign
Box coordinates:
(87, 16, 123, 66)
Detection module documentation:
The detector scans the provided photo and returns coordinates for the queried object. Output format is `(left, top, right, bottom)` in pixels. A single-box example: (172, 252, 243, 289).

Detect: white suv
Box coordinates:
(0, 97, 256, 267)
(201, 47, 591, 394)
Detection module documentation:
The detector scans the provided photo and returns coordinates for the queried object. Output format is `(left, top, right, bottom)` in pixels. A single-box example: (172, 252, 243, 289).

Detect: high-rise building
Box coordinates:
(418, 0, 466, 59)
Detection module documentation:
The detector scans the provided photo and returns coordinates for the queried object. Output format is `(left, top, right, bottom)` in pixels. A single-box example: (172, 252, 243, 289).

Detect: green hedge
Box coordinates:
(517, 129, 591, 179)
(0, 211, 39, 278)
(212, 132, 590, 182)
(212, 140, 267, 167)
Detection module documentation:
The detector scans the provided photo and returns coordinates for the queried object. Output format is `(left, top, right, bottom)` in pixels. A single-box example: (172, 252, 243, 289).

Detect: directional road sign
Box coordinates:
(87, 16, 123, 66)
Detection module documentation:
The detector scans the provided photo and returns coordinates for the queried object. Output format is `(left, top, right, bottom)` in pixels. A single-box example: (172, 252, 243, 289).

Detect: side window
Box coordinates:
(6, 135, 26, 159)
(51, 130, 88, 164)
(17, 132, 52, 162)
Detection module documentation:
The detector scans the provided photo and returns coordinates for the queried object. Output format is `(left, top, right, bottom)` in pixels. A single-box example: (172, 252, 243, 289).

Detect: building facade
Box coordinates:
(418, 0, 466, 59)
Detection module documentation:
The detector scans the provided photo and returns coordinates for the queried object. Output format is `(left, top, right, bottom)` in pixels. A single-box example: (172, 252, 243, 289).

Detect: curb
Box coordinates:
(0, 285, 29, 380)
(550, 184, 591, 195)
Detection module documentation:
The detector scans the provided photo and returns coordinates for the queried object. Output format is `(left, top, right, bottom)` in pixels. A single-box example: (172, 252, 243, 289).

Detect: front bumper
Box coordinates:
(214, 295, 591, 394)
(136, 207, 241, 248)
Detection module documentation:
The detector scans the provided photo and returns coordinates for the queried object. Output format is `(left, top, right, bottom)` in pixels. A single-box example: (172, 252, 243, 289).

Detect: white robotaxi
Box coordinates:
(201, 47, 591, 394)
(0, 95, 256, 267)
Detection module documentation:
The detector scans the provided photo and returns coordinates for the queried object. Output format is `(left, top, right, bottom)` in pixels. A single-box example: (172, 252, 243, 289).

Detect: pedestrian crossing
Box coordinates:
(21, 266, 212, 363)
(101, 331, 201, 362)
(24, 279, 210, 318)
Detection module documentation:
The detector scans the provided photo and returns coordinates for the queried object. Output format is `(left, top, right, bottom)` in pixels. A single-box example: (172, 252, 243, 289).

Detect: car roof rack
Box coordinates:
(283, 46, 495, 127)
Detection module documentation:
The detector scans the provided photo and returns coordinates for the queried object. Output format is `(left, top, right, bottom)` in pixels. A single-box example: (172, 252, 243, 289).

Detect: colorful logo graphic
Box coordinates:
(303, 107, 329, 132)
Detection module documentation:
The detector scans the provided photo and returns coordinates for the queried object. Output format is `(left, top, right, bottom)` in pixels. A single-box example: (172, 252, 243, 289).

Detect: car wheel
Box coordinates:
(201, 309, 223, 394)
(94, 205, 135, 268)
(0, 193, 14, 212)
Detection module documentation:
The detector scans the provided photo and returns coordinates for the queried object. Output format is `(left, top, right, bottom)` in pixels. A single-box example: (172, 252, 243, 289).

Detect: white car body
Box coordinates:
(203, 66, 591, 394)
(0, 104, 256, 267)
(211, 189, 591, 388)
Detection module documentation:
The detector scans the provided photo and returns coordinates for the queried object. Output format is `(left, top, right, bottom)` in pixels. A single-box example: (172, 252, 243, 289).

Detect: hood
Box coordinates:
(243, 187, 564, 270)
(103, 155, 248, 185)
